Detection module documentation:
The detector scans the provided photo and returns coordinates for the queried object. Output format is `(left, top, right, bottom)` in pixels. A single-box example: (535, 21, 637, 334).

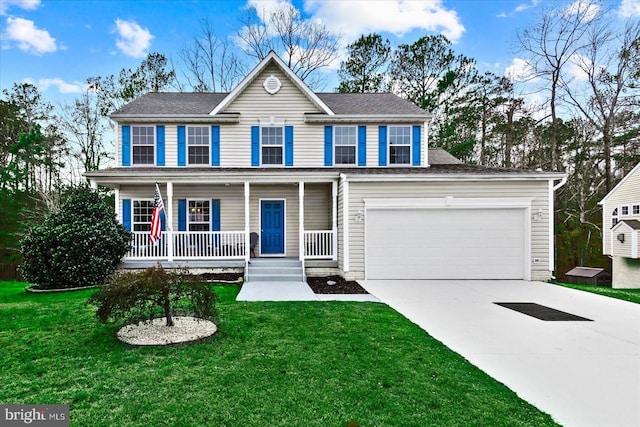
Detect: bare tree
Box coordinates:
(58, 91, 109, 173)
(237, 3, 341, 88)
(517, 0, 600, 171)
(562, 21, 640, 191)
(179, 19, 245, 92)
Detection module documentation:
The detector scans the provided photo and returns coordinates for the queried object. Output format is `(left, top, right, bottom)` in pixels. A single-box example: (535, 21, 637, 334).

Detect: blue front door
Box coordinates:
(261, 200, 285, 254)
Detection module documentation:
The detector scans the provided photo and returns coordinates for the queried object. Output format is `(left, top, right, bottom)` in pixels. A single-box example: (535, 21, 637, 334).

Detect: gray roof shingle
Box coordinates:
(112, 91, 429, 117)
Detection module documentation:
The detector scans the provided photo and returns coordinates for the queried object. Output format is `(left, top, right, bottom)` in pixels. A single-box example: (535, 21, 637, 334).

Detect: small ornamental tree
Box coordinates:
(88, 265, 218, 327)
(20, 187, 131, 289)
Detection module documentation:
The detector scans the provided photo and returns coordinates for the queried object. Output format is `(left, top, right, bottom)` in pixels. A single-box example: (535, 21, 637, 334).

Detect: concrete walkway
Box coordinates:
(361, 279, 640, 427)
(236, 280, 380, 302)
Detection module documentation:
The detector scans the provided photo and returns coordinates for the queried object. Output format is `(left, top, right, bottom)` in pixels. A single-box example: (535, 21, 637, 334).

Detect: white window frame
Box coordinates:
(261, 126, 284, 166)
(187, 126, 210, 165)
(388, 125, 411, 166)
(334, 126, 357, 165)
(612, 207, 619, 227)
(633, 204, 640, 215)
(131, 125, 155, 165)
(188, 200, 210, 232)
(621, 205, 630, 216)
(133, 199, 154, 232)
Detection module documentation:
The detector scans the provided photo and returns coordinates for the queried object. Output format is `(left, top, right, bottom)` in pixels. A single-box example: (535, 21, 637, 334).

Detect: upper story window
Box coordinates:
(133, 200, 154, 231)
(261, 126, 283, 165)
(612, 208, 619, 227)
(335, 126, 357, 165)
(621, 205, 630, 216)
(188, 200, 210, 231)
(188, 126, 210, 165)
(633, 204, 640, 215)
(132, 126, 155, 165)
(389, 126, 411, 165)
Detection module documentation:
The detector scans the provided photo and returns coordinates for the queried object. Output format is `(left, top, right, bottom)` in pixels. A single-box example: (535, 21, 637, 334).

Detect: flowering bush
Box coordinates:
(20, 187, 131, 289)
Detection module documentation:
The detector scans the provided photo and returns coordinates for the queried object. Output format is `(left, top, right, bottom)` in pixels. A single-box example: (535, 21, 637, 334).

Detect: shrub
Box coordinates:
(19, 187, 131, 289)
(88, 265, 218, 327)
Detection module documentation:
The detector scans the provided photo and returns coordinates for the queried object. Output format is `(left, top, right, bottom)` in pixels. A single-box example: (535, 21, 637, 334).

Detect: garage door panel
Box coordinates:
(366, 208, 525, 280)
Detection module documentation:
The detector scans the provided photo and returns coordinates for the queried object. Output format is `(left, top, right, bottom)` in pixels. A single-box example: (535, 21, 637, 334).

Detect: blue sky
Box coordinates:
(1, 0, 638, 106)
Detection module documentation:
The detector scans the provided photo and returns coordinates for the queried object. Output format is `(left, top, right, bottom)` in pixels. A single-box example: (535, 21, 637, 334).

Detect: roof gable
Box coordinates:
(600, 162, 640, 204)
(210, 51, 333, 116)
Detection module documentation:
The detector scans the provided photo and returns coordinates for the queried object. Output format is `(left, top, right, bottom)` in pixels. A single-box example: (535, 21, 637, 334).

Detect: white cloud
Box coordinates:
(0, 0, 40, 16)
(304, 0, 465, 43)
(618, 0, 640, 17)
(113, 18, 153, 58)
(37, 78, 84, 94)
(563, 1, 601, 22)
(3, 17, 57, 54)
(497, 0, 540, 18)
(564, 54, 591, 83)
(505, 58, 536, 82)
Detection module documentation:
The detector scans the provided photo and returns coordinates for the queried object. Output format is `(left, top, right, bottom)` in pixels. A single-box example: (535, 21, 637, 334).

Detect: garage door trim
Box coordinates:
(363, 197, 533, 280)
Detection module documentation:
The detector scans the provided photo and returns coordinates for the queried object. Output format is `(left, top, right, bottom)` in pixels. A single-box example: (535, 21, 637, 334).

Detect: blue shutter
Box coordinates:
(211, 199, 221, 231)
(156, 125, 165, 166)
(178, 199, 187, 231)
(324, 126, 333, 166)
(177, 126, 186, 166)
(121, 125, 131, 166)
(211, 126, 220, 166)
(122, 199, 131, 231)
(285, 125, 294, 166)
(160, 209, 166, 231)
(358, 125, 367, 166)
(412, 125, 421, 166)
(251, 126, 260, 166)
(378, 126, 387, 166)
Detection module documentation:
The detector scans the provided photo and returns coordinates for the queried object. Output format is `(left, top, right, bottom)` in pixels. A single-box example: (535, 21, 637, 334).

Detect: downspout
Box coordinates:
(549, 176, 568, 278)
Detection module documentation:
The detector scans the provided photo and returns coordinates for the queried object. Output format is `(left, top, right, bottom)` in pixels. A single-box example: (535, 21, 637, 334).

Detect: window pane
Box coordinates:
(188, 146, 209, 165)
(133, 146, 154, 164)
(633, 205, 639, 215)
(622, 206, 629, 215)
(335, 126, 356, 145)
(133, 200, 153, 231)
(390, 146, 410, 164)
(188, 201, 210, 231)
(389, 126, 410, 145)
(262, 146, 283, 165)
(335, 146, 356, 164)
(262, 127, 283, 145)
(188, 126, 209, 145)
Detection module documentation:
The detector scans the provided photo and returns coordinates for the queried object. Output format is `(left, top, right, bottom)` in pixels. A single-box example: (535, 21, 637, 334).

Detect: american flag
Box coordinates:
(150, 184, 164, 244)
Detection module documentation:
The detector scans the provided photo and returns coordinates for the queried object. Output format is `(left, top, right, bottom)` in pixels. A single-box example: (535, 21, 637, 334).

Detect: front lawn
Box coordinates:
(553, 282, 640, 304)
(0, 281, 558, 426)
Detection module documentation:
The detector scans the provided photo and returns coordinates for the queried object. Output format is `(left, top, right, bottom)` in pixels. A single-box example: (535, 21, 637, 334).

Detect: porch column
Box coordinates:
(341, 173, 349, 272)
(299, 181, 305, 260)
(89, 180, 97, 190)
(332, 180, 338, 261)
(166, 181, 174, 262)
(114, 187, 120, 223)
(244, 182, 250, 262)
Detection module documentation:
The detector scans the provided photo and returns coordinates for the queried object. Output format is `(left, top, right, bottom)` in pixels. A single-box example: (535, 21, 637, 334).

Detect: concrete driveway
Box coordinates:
(361, 280, 640, 427)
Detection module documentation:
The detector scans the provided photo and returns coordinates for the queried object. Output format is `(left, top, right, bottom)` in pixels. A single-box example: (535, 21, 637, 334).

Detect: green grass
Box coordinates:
(553, 281, 640, 304)
(0, 280, 558, 426)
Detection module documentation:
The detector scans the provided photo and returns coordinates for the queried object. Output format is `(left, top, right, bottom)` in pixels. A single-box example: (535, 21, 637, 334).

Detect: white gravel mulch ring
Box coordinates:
(117, 316, 217, 346)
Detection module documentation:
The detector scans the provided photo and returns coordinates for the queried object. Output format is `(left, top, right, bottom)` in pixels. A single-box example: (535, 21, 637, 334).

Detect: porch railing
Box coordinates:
(126, 230, 336, 260)
(126, 231, 246, 260)
(303, 230, 335, 259)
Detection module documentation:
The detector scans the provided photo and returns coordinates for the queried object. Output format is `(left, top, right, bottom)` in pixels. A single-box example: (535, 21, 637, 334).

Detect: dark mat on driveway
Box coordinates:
(495, 302, 593, 321)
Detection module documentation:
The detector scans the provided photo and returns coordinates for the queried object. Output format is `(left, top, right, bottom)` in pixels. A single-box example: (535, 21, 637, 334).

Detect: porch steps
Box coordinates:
(246, 258, 304, 282)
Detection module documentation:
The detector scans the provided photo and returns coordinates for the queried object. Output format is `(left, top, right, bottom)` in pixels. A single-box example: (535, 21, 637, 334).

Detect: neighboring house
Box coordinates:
(85, 51, 566, 282)
(599, 162, 640, 288)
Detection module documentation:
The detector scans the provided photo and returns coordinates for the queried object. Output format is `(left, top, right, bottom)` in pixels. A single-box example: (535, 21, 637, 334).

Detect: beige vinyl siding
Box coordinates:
(222, 64, 325, 167)
(346, 180, 551, 281)
(603, 167, 640, 255)
(303, 183, 332, 229)
(612, 230, 634, 258)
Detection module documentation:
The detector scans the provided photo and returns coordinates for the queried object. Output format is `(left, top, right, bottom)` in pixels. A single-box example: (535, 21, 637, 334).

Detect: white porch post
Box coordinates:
(166, 181, 174, 262)
(341, 173, 349, 272)
(244, 182, 250, 262)
(114, 187, 120, 223)
(332, 180, 338, 261)
(299, 181, 305, 260)
(89, 180, 97, 190)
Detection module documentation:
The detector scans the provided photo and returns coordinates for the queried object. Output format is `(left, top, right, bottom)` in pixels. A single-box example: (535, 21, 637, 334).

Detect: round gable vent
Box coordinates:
(263, 75, 282, 94)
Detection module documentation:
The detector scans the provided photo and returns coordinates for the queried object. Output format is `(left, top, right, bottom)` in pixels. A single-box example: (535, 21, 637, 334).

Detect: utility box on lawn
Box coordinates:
(565, 267, 611, 286)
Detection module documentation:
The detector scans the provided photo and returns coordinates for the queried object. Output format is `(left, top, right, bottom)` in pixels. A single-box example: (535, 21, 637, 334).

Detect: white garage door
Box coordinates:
(365, 208, 526, 280)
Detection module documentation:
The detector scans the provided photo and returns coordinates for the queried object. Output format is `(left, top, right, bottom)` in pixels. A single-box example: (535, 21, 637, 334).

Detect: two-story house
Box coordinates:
(86, 51, 566, 283)
(599, 162, 640, 288)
